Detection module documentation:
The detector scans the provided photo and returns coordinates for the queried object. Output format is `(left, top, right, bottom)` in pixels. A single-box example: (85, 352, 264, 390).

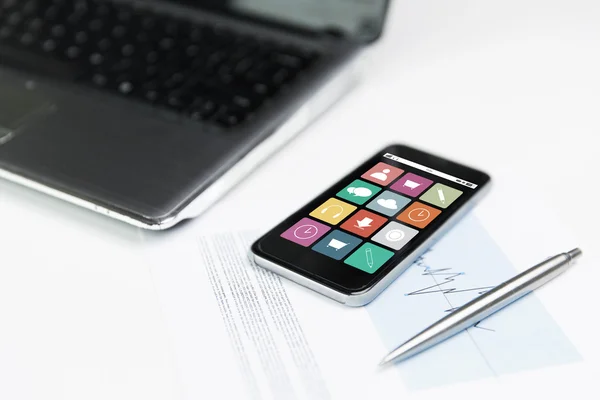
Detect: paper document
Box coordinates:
(367, 215, 580, 389)
(198, 233, 330, 400)
(144, 214, 579, 399)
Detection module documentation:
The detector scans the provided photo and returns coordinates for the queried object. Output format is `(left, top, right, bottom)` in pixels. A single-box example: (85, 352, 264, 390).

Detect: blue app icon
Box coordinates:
(312, 230, 362, 260)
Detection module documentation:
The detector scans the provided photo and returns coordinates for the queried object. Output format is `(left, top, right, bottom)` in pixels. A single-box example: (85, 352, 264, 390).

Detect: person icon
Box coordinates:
(370, 168, 390, 182)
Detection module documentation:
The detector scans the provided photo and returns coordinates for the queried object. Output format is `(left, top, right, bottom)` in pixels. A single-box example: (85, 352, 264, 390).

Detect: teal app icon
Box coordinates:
(337, 179, 381, 205)
(344, 243, 394, 274)
(312, 230, 362, 260)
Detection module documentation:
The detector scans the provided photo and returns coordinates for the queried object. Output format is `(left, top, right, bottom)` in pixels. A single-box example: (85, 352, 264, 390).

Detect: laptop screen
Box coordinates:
(175, 0, 389, 42)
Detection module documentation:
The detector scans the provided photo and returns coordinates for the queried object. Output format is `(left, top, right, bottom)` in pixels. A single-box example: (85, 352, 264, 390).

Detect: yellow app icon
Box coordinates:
(309, 198, 357, 225)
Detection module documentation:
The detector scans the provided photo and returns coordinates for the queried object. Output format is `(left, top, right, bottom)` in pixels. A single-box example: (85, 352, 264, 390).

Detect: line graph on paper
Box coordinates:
(405, 252, 497, 331)
(367, 215, 579, 389)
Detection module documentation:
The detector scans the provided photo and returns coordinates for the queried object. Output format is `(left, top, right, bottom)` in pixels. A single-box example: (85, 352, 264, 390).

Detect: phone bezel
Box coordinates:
(251, 144, 491, 295)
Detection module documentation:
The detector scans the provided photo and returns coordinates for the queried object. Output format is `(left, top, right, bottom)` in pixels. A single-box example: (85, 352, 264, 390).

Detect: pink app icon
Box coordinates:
(390, 173, 433, 197)
(361, 162, 404, 186)
(281, 218, 331, 247)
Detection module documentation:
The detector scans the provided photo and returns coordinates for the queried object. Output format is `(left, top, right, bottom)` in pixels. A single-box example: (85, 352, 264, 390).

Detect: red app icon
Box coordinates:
(340, 210, 388, 238)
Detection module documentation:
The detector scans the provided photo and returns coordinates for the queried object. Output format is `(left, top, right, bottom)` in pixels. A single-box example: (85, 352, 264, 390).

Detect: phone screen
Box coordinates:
(252, 145, 490, 295)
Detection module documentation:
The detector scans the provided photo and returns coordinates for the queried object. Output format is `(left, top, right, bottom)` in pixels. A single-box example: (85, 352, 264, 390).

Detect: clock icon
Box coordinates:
(293, 224, 319, 240)
(408, 208, 431, 222)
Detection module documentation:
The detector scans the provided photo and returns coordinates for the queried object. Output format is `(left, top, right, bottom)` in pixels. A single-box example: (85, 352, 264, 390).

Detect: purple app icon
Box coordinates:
(390, 173, 433, 197)
(281, 217, 331, 247)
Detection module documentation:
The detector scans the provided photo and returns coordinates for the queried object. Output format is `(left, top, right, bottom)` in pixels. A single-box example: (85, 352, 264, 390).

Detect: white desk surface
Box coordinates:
(1, 1, 599, 399)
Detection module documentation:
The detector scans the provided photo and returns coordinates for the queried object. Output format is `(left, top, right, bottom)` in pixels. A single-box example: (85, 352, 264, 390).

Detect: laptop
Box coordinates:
(0, 0, 389, 229)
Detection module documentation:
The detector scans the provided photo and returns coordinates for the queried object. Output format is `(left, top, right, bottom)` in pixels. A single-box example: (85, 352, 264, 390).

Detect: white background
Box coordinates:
(1, 1, 599, 399)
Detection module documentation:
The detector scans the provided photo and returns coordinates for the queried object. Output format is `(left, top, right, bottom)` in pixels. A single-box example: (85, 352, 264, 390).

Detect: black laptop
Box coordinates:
(0, 0, 389, 229)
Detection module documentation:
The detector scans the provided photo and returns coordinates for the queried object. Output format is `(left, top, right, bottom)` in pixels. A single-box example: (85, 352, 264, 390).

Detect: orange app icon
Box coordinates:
(397, 202, 441, 229)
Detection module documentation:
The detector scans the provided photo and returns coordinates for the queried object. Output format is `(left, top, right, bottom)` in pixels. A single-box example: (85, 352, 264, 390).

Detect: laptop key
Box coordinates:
(214, 105, 246, 127)
(188, 98, 218, 121)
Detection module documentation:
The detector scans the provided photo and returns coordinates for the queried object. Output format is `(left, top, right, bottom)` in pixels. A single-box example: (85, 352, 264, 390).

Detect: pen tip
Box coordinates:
(378, 354, 393, 367)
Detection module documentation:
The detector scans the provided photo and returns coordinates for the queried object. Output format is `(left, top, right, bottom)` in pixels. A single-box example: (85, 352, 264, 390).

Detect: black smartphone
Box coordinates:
(251, 145, 491, 306)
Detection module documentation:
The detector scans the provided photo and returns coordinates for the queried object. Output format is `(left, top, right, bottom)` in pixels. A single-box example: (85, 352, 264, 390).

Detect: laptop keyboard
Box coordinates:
(0, 0, 320, 127)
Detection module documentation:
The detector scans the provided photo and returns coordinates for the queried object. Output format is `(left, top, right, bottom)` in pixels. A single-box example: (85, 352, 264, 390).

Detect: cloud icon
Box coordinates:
(377, 198, 398, 210)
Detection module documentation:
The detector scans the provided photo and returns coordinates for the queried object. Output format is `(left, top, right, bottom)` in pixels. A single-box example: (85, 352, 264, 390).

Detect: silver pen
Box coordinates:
(380, 248, 583, 366)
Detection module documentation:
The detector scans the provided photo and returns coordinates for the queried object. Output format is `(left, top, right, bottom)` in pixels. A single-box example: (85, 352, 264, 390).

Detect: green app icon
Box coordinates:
(344, 243, 394, 274)
(336, 179, 381, 205)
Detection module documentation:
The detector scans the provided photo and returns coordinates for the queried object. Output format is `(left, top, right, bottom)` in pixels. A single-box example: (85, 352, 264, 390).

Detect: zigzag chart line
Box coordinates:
(405, 254, 496, 331)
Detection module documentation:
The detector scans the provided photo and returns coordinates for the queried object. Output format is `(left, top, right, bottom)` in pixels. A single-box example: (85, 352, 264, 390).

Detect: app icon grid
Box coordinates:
(280, 160, 468, 273)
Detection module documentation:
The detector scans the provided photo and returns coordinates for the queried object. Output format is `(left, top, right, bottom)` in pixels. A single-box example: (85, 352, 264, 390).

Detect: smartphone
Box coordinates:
(251, 145, 491, 306)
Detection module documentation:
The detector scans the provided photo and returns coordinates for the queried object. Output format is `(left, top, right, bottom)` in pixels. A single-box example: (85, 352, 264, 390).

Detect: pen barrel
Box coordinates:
(384, 253, 575, 363)
(442, 253, 572, 333)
